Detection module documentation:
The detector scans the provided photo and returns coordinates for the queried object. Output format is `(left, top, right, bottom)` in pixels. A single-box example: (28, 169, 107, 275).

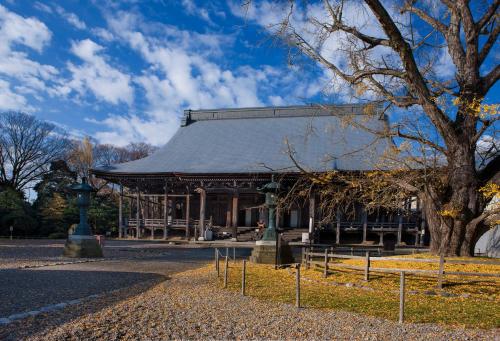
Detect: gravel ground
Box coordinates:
(0, 239, 250, 269)
(0, 240, 221, 318)
(0, 239, 135, 269)
(2, 267, 495, 341)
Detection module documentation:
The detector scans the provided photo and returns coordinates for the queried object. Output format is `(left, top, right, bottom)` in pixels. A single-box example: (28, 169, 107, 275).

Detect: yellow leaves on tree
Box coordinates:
(479, 183, 500, 200)
(40, 192, 67, 221)
(452, 96, 499, 118)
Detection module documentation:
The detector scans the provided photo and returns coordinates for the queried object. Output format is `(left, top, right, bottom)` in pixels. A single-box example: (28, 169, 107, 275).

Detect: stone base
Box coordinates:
(256, 240, 276, 246)
(63, 235, 103, 258)
(250, 243, 294, 265)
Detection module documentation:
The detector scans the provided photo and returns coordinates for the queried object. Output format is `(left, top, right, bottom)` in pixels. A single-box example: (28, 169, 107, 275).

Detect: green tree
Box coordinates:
(0, 187, 36, 236)
(33, 160, 78, 236)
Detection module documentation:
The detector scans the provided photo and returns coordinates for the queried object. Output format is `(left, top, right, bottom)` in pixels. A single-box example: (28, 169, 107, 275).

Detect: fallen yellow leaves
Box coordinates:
(208, 255, 500, 329)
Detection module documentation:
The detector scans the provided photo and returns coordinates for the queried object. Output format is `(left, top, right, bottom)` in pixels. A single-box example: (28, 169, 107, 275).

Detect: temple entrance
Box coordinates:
(207, 194, 229, 227)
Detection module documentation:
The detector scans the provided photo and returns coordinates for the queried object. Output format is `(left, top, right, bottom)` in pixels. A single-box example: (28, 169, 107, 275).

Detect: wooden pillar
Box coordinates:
(336, 208, 341, 244)
(186, 194, 191, 237)
(163, 189, 168, 240)
(231, 192, 238, 240)
(150, 195, 155, 240)
(308, 195, 315, 242)
(198, 189, 206, 240)
(397, 214, 403, 245)
(226, 196, 232, 228)
(118, 185, 123, 239)
(420, 210, 426, 246)
(126, 196, 131, 238)
(136, 188, 140, 239)
(362, 208, 368, 243)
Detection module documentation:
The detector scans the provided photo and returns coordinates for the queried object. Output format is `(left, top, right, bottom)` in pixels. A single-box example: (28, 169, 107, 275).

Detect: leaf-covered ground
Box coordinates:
(14, 265, 498, 340)
(218, 255, 500, 329)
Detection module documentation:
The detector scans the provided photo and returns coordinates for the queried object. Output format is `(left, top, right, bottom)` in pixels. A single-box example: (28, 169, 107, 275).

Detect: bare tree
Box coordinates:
(67, 137, 157, 191)
(0, 112, 69, 192)
(248, 0, 499, 255)
(125, 142, 158, 161)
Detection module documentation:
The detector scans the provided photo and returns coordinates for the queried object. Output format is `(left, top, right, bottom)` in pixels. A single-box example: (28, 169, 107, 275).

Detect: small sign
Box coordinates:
(9, 226, 13, 232)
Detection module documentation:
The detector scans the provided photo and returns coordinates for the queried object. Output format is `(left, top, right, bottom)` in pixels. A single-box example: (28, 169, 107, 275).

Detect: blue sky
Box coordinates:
(0, 0, 498, 147)
(0, 0, 329, 146)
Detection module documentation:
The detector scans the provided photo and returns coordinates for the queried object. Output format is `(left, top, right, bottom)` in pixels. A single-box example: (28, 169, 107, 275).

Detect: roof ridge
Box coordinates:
(181, 102, 383, 126)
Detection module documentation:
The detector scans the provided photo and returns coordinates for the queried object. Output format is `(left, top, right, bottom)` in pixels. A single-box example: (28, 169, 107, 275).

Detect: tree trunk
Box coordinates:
(424, 144, 485, 257)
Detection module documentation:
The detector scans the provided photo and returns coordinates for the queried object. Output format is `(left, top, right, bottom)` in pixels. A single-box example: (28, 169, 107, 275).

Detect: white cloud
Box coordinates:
(54, 5, 87, 30)
(434, 48, 456, 78)
(0, 4, 52, 53)
(0, 5, 59, 109)
(65, 39, 134, 105)
(33, 2, 53, 14)
(268, 95, 286, 106)
(228, 0, 406, 103)
(0, 79, 31, 111)
(181, 0, 213, 25)
(85, 10, 296, 145)
(91, 27, 114, 42)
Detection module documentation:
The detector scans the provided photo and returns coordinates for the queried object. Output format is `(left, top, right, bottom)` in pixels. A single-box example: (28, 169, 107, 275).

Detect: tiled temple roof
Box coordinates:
(93, 103, 391, 176)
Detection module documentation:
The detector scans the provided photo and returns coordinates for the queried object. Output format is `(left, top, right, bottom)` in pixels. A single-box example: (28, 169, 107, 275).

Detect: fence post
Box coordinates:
(364, 251, 370, 282)
(399, 271, 405, 324)
(224, 256, 228, 288)
(437, 253, 445, 289)
(324, 249, 328, 278)
(241, 260, 246, 296)
(226, 247, 229, 260)
(296, 264, 301, 308)
(215, 248, 219, 275)
(233, 247, 236, 261)
(306, 247, 312, 269)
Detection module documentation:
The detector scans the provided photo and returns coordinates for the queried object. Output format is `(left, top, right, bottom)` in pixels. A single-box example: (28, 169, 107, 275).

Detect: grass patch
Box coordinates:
(210, 255, 500, 329)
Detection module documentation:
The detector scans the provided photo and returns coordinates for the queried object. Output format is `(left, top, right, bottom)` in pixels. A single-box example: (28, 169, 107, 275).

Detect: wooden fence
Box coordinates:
(303, 249, 500, 289)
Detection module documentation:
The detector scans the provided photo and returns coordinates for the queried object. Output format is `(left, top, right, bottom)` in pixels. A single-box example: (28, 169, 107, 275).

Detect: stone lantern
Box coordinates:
(63, 177, 103, 258)
(257, 175, 279, 245)
(250, 175, 293, 264)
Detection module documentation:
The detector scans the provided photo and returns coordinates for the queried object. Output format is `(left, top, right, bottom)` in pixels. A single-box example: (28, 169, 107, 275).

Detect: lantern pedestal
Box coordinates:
(63, 235, 103, 258)
(250, 243, 293, 264)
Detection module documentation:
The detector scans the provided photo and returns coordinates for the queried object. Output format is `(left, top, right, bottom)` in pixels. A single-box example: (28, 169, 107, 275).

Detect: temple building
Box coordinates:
(92, 104, 425, 246)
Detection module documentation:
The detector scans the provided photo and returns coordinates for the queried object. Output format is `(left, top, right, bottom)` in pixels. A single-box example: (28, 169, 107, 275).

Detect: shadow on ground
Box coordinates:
(0, 268, 164, 317)
(0, 269, 166, 341)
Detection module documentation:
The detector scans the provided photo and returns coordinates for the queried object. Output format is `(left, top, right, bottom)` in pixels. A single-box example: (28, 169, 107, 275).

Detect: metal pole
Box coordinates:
(233, 247, 236, 261)
(296, 264, 301, 308)
(241, 260, 246, 296)
(399, 271, 406, 324)
(224, 256, 228, 288)
(9, 226, 13, 240)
